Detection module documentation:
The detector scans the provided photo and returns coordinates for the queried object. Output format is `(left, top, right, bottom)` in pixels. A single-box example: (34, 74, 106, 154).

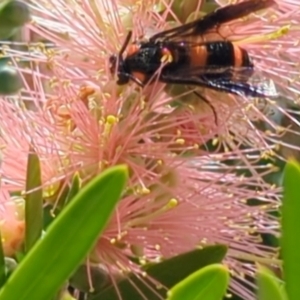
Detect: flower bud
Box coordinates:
(0, 0, 31, 27)
(0, 196, 25, 257)
(0, 64, 22, 95)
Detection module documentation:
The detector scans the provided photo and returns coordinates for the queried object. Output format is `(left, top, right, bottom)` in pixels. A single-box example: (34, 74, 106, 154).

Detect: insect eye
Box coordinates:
(109, 55, 129, 85)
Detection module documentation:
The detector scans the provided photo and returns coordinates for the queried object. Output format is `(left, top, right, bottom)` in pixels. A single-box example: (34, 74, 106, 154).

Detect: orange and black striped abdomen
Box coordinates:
(170, 41, 253, 80)
(201, 42, 253, 80)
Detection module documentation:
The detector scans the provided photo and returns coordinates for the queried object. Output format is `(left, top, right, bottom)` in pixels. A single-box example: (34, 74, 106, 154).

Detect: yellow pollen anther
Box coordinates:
(106, 115, 117, 125)
(212, 138, 219, 146)
(141, 272, 147, 277)
(235, 25, 290, 45)
(266, 25, 290, 40)
(274, 144, 280, 151)
(175, 138, 185, 145)
(141, 187, 150, 195)
(103, 115, 118, 138)
(166, 198, 178, 209)
(155, 244, 161, 250)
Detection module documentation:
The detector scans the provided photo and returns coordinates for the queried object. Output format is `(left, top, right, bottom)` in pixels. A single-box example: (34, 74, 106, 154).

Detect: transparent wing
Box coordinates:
(150, 0, 275, 42)
(159, 68, 278, 98)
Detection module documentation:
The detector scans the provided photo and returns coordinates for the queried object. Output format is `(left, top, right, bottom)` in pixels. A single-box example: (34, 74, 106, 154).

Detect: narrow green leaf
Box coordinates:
(56, 185, 70, 209)
(52, 173, 81, 212)
(167, 264, 229, 300)
(43, 205, 56, 229)
(0, 232, 6, 287)
(25, 151, 43, 252)
(0, 165, 128, 300)
(282, 160, 300, 300)
(90, 245, 227, 300)
(257, 266, 288, 300)
(64, 173, 81, 206)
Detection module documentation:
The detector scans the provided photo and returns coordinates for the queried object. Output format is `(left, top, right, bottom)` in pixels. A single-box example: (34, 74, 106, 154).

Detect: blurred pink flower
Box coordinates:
(0, 0, 299, 299)
(0, 190, 24, 256)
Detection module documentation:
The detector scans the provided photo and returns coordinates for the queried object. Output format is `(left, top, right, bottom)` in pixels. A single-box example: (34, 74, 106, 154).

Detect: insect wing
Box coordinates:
(159, 68, 277, 98)
(192, 0, 275, 35)
(150, 0, 275, 41)
(208, 78, 278, 98)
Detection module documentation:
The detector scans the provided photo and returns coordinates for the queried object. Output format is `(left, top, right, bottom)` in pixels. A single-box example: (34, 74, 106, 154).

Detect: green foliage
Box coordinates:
(0, 233, 5, 288)
(64, 173, 81, 206)
(257, 266, 288, 300)
(0, 156, 299, 300)
(167, 264, 229, 300)
(90, 245, 227, 300)
(0, 165, 128, 300)
(281, 160, 300, 300)
(25, 151, 43, 252)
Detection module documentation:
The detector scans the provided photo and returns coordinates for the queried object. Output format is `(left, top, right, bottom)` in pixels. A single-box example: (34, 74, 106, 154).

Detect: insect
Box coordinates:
(109, 0, 277, 102)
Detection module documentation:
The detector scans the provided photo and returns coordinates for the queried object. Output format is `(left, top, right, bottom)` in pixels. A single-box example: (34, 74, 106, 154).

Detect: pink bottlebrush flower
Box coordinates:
(25, 0, 300, 158)
(0, 95, 79, 194)
(1, 0, 299, 299)
(0, 190, 25, 257)
(0, 66, 281, 298)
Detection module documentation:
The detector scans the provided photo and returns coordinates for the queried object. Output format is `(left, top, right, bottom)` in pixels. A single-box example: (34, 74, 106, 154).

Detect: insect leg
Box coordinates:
(128, 74, 144, 87)
(193, 91, 218, 125)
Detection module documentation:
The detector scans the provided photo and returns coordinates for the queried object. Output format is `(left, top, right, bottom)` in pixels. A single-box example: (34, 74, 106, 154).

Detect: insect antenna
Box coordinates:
(193, 91, 218, 125)
(119, 31, 132, 58)
(109, 31, 134, 84)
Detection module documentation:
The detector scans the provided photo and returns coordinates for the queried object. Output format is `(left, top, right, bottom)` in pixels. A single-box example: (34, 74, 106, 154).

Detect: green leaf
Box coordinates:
(25, 151, 43, 252)
(167, 264, 229, 300)
(51, 173, 81, 213)
(64, 173, 81, 206)
(282, 160, 300, 300)
(257, 266, 288, 300)
(0, 232, 5, 287)
(0, 165, 128, 300)
(145, 244, 227, 286)
(90, 245, 227, 300)
(43, 205, 56, 229)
